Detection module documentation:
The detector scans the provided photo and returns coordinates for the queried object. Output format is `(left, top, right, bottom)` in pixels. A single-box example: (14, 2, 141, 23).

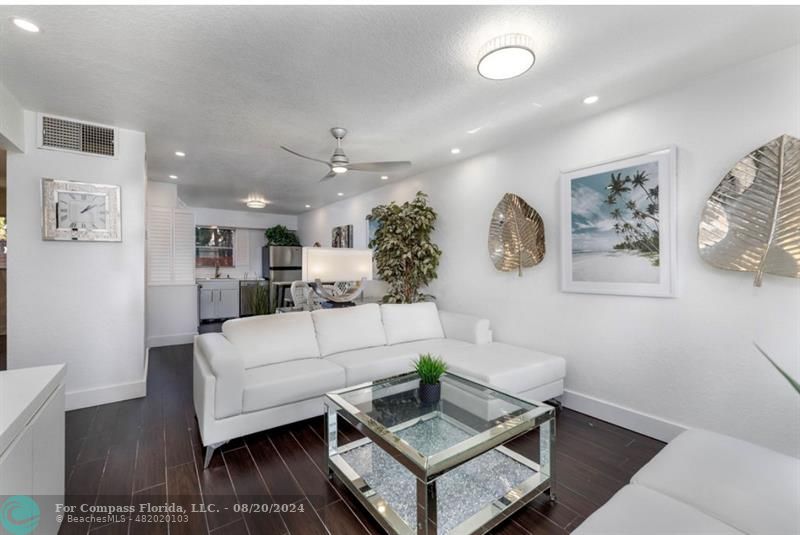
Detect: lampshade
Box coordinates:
(301, 247, 373, 282)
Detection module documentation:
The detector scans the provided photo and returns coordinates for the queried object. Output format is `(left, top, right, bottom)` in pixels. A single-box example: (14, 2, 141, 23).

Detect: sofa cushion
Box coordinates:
(631, 428, 800, 535)
(443, 342, 566, 394)
(328, 339, 473, 386)
(223, 312, 320, 369)
(312, 303, 387, 357)
(381, 302, 444, 345)
(573, 484, 743, 535)
(242, 359, 345, 413)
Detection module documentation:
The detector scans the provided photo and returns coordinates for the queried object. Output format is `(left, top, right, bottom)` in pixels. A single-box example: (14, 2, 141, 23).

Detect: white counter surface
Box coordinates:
(0, 364, 66, 456)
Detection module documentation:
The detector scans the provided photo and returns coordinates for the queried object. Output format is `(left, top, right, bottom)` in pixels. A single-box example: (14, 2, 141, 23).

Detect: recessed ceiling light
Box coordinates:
(478, 34, 535, 81)
(583, 95, 599, 105)
(337, 192, 344, 197)
(332, 166, 347, 174)
(380, 175, 389, 180)
(12, 18, 39, 33)
(451, 148, 461, 155)
(174, 151, 186, 157)
(169, 175, 178, 179)
(305, 204, 311, 209)
(466, 127, 482, 135)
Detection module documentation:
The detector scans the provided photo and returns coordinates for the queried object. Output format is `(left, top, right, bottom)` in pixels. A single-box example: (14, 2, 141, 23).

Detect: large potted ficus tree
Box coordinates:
(368, 191, 442, 303)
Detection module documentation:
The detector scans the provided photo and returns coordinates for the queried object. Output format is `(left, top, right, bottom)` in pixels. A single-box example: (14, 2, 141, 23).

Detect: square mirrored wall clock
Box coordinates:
(42, 178, 121, 241)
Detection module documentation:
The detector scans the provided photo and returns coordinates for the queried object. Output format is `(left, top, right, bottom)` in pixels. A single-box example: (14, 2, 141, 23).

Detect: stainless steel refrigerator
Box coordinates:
(262, 246, 302, 311)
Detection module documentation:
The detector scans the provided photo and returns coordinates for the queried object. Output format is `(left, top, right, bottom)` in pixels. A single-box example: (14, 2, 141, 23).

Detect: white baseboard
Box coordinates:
(561, 389, 687, 443)
(65, 349, 150, 410)
(66, 378, 146, 410)
(147, 332, 197, 348)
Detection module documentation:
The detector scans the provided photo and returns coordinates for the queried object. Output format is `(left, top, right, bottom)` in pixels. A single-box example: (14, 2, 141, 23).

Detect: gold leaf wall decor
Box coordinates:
(698, 134, 800, 286)
(488, 193, 545, 276)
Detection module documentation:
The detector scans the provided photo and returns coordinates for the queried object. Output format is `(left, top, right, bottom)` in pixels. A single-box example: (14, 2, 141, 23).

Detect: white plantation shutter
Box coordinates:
(147, 207, 173, 285)
(172, 209, 195, 284)
(147, 207, 196, 285)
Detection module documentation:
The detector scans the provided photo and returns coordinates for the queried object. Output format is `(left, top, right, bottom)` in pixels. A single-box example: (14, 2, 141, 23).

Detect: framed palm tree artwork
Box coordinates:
(560, 147, 676, 297)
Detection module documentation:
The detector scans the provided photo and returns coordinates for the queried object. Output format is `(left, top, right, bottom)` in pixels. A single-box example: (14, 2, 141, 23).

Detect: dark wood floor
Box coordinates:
(62, 344, 665, 535)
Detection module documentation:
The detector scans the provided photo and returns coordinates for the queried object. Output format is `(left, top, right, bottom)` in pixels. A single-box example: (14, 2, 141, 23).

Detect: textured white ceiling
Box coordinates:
(1, 5, 799, 214)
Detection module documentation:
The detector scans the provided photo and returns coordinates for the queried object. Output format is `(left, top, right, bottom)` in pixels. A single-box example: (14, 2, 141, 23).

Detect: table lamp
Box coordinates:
(301, 247, 373, 307)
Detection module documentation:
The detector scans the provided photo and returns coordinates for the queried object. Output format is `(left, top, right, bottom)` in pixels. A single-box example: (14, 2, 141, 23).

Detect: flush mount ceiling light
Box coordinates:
(12, 18, 39, 33)
(583, 95, 599, 105)
(478, 34, 535, 80)
(245, 196, 268, 209)
(174, 151, 186, 157)
(169, 175, 178, 180)
(305, 204, 311, 208)
(451, 148, 461, 155)
(337, 192, 344, 196)
(380, 175, 389, 180)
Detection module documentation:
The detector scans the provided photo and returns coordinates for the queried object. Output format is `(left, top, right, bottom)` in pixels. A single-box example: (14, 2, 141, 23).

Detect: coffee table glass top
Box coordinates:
(326, 372, 553, 477)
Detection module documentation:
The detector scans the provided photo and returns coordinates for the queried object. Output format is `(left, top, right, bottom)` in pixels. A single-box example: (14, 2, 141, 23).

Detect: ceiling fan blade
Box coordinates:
(281, 145, 332, 167)
(319, 170, 337, 182)
(346, 161, 412, 172)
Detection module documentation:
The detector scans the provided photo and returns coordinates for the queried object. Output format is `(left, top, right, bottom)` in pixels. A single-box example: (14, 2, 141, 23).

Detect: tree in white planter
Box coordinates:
(368, 191, 442, 303)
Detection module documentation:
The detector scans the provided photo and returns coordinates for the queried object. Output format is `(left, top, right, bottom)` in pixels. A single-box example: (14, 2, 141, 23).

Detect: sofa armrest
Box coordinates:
(438, 310, 492, 345)
(195, 333, 245, 419)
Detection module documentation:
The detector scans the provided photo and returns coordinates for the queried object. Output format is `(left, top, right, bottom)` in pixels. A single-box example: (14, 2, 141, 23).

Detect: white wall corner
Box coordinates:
(0, 83, 25, 152)
(65, 349, 149, 411)
(561, 389, 687, 443)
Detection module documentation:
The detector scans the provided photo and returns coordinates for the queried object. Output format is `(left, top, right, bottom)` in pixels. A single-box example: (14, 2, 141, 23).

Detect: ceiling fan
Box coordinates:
(281, 127, 411, 182)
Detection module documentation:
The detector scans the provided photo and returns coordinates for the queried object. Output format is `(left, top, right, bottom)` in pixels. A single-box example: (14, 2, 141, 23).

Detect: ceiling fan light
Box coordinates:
(332, 166, 348, 174)
(478, 34, 535, 80)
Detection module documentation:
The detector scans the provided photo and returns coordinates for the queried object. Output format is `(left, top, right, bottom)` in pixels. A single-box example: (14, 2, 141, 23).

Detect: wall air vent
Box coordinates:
(38, 114, 118, 158)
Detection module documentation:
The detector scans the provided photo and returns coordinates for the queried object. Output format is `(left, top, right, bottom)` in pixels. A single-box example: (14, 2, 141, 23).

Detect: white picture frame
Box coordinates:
(560, 146, 677, 297)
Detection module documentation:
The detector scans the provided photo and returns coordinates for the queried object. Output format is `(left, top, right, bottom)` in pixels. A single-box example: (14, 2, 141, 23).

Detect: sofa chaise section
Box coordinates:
(194, 302, 566, 467)
(574, 428, 800, 534)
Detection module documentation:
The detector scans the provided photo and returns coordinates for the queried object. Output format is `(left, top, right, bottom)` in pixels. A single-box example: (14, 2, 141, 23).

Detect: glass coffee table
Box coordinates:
(324, 372, 556, 535)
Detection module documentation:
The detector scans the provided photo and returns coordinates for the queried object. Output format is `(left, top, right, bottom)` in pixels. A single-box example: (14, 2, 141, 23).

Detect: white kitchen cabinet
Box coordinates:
(0, 365, 65, 534)
(199, 288, 215, 320)
(218, 288, 239, 319)
(198, 279, 240, 320)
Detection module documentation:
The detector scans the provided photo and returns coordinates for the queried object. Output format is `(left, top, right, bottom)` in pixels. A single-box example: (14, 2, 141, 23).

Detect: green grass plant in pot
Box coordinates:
(414, 353, 447, 405)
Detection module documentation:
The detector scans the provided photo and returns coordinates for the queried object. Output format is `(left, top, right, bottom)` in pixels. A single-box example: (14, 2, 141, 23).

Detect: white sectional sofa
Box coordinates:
(574, 428, 800, 534)
(193, 302, 566, 466)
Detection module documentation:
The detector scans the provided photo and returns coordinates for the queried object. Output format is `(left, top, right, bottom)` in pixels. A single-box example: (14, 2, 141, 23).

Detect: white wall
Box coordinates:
(7, 110, 147, 409)
(146, 181, 198, 347)
(299, 45, 800, 456)
(0, 82, 24, 152)
(192, 207, 297, 231)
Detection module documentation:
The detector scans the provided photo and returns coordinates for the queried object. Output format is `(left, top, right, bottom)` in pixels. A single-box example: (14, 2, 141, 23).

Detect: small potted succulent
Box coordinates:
(413, 353, 447, 405)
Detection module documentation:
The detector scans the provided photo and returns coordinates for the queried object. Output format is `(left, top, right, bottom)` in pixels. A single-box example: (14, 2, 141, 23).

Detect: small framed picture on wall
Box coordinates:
(560, 146, 676, 297)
